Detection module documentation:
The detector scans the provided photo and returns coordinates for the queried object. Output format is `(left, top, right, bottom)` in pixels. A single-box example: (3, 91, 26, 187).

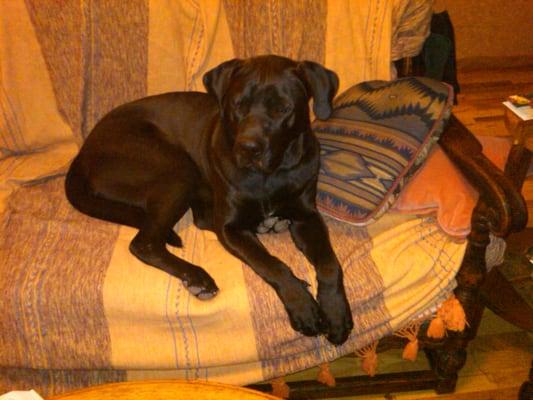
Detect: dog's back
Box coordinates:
(87, 92, 219, 159)
(65, 91, 219, 229)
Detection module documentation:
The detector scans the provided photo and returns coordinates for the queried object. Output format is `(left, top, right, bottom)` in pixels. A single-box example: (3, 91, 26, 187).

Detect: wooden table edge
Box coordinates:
(45, 380, 280, 399)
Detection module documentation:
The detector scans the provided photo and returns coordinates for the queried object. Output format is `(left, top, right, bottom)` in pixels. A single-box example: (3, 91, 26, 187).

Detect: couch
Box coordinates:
(0, 1, 529, 398)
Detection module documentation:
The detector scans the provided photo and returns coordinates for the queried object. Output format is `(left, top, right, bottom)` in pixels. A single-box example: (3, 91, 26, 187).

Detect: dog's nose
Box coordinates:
(236, 138, 263, 157)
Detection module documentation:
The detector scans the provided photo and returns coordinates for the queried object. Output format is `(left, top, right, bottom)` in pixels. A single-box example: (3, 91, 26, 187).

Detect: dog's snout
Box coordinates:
(234, 132, 267, 170)
(234, 116, 266, 164)
(236, 138, 262, 157)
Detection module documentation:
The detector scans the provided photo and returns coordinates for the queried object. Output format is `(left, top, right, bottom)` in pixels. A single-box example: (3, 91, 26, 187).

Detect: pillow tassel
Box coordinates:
(271, 377, 290, 399)
(317, 362, 336, 387)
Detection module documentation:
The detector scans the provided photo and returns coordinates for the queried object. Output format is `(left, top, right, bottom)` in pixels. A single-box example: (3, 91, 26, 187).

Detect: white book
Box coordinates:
(503, 101, 533, 121)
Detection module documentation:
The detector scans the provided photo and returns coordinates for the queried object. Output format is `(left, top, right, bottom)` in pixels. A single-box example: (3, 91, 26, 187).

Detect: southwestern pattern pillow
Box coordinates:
(313, 77, 453, 225)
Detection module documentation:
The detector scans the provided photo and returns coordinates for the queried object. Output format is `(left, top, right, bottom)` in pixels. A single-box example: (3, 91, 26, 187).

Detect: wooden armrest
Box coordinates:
(438, 114, 529, 237)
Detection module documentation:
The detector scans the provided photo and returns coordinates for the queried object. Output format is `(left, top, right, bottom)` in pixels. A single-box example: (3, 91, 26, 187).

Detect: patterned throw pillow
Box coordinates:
(313, 77, 453, 225)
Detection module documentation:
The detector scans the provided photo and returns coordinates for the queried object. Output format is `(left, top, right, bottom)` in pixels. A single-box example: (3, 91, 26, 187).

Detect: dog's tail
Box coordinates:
(65, 157, 145, 229)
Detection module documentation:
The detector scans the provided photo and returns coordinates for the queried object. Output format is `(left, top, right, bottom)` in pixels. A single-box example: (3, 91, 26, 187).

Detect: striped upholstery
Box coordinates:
(313, 77, 453, 225)
(0, 2, 454, 396)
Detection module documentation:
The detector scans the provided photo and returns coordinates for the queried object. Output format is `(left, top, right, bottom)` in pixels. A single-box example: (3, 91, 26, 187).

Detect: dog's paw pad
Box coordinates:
(256, 224, 270, 234)
(273, 219, 291, 232)
(185, 284, 203, 295)
(197, 290, 218, 300)
(257, 217, 291, 234)
(257, 216, 279, 234)
(182, 281, 219, 300)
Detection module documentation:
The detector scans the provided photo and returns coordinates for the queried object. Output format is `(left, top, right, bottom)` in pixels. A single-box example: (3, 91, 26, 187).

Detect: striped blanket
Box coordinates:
(1, 0, 475, 396)
(0, 144, 468, 394)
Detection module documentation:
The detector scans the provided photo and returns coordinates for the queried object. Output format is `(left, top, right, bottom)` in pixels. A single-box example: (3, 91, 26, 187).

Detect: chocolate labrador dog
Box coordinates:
(65, 55, 353, 344)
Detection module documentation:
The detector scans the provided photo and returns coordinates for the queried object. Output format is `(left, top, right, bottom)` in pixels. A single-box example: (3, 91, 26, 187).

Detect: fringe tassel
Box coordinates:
(394, 320, 422, 361)
(271, 377, 290, 399)
(427, 314, 446, 339)
(444, 295, 467, 331)
(317, 362, 336, 387)
(427, 294, 467, 339)
(355, 340, 379, 377)
(403, 340, 419, 362)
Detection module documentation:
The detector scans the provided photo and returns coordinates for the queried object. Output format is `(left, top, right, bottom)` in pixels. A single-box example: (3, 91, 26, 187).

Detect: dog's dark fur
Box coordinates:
(65, 55, 353, 344)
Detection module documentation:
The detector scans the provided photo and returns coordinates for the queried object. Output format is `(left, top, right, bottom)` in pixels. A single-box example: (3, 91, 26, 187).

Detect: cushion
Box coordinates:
(313, 77, 454, 225)
(392, 137, 511, 238)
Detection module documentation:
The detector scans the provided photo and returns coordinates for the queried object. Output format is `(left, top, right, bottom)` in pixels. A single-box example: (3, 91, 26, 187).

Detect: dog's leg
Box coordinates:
(65, 157, 183, 248)
(219, 227, 328, 337)
(289, 208, 353, 345)
(129, 179, 218, 299)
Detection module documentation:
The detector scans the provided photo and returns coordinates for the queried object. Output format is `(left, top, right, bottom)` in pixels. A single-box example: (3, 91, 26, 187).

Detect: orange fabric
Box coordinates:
(392, 136, 511, 238)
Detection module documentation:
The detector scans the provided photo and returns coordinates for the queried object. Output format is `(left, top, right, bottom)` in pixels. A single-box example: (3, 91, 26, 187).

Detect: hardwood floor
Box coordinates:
(453, 66, 533, 226)
(453, 66, 533, 137)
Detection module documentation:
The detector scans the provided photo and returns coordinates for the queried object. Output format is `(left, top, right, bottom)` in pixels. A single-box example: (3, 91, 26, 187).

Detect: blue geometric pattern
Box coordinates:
(313, 77, 453, 224)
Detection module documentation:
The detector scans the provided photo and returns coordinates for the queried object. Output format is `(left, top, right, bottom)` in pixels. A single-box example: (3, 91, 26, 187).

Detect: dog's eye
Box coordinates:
(232, 99, 251, 116)
(274, 105, 292, 115)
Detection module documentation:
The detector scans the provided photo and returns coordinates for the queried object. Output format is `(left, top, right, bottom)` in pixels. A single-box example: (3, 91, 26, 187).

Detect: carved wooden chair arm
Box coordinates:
(438, 114, 529, 238)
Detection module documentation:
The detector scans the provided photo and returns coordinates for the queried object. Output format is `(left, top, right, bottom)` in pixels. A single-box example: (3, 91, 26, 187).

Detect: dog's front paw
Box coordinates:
(279, 279, 329, 337)
(182, 267, 219, 300)
(318, 286, 353, 345)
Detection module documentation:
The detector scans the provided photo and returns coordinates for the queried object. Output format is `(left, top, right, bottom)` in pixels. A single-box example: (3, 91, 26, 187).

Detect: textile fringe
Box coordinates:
(427, 294, 467, 339)
(317, 362, 336, 387)
(394, 319, 423, 361)
(355, 340, 379, 377)
(271, 377, 290, 399)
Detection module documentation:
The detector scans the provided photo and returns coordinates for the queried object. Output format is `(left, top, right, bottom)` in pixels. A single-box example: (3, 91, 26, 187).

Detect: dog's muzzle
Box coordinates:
(236, 137, 263, 158)
(234, 140, 266, 170)
(233, 128, 270, 171)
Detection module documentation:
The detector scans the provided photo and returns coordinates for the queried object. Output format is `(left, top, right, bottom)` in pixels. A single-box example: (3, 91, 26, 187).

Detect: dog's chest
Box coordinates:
(242, 193, 292, 234)
(234, 170, 303, 233)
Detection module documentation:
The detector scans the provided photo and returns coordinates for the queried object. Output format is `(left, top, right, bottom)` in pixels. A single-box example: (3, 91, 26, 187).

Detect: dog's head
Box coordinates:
(203, 55, 338, 173)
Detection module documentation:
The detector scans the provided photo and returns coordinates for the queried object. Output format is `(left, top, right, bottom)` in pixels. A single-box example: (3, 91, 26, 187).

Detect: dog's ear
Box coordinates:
(298, 61, 339, 120)
(203, 59, 242, 104)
